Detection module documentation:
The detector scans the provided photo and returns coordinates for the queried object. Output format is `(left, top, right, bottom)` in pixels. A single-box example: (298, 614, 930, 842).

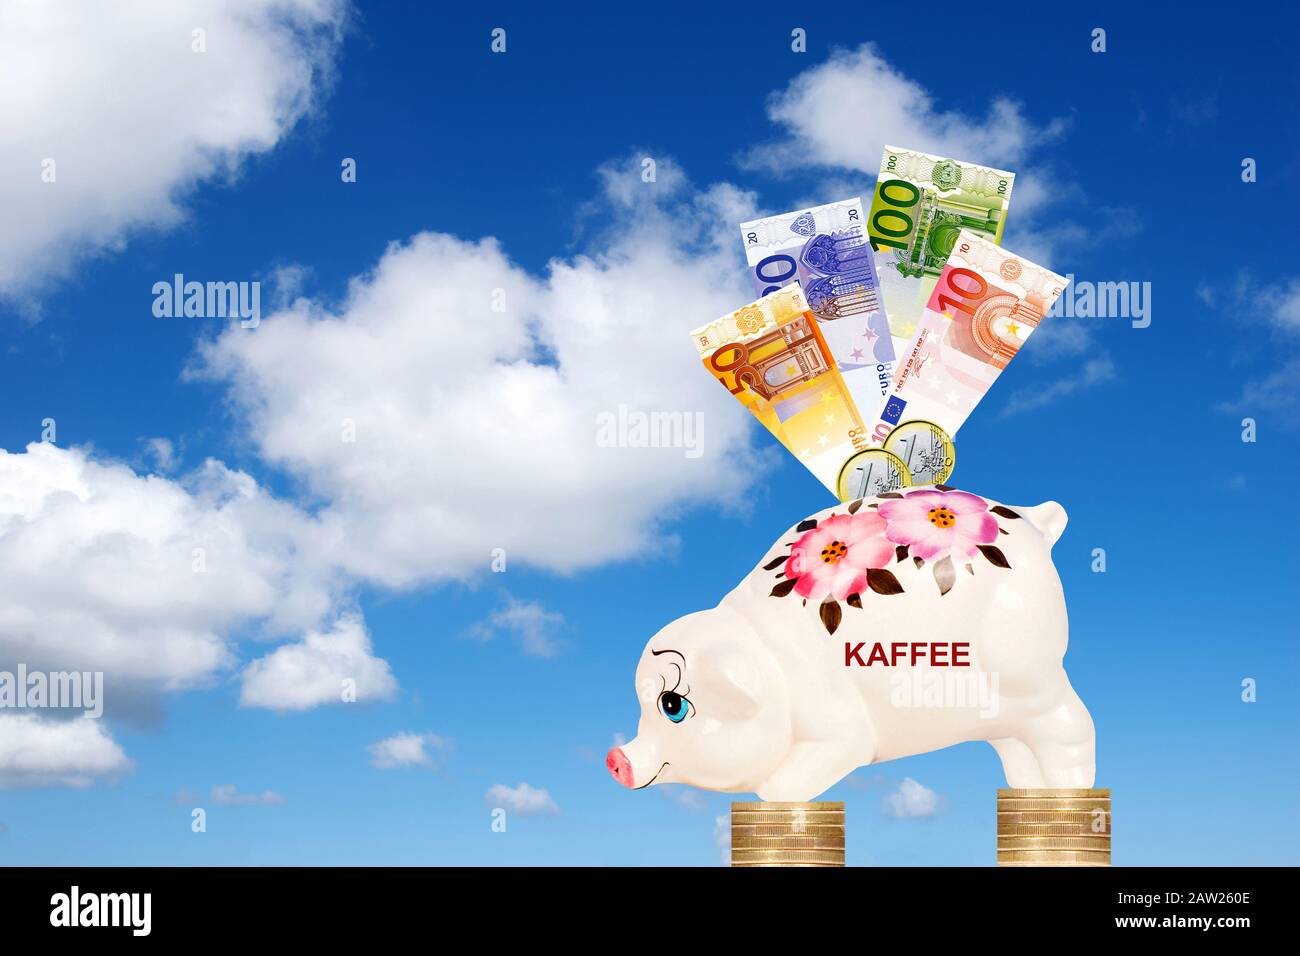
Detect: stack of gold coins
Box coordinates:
(996, 788, 1110, 866)
(730, 801, 845, 867)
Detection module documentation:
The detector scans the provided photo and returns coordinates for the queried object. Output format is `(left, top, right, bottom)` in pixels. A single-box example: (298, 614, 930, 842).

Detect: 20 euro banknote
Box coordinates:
(862, 230, 1069, 480)
(690, 285, 869, 496)
(866, 146, 1015, 361)
(740, 198, 897, 411)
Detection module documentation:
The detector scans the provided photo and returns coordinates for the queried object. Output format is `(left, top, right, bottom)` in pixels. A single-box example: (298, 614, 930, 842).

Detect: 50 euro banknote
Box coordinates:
(867, 146, 1015, 360)
(739, 198, 897, 411)
(690, 284, 870, 496)
(862, 230, 1069, 481)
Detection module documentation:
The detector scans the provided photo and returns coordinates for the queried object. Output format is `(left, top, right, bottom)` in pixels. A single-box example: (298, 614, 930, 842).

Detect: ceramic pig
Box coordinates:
(607, 486, 1095, 801)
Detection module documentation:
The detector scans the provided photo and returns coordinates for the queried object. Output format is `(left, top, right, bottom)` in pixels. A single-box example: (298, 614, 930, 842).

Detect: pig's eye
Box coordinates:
(658, 691, 690, 723)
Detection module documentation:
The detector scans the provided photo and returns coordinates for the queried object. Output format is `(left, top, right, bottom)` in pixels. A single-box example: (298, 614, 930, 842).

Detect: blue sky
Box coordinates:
(1, 2, 1297, 866)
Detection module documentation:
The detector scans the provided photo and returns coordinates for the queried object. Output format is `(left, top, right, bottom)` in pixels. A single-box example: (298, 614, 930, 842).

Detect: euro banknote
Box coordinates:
(866, 147, 1015, 361)
(740, 198, 897, 411)
(690, 284, 869, 496)
(862, 230, 1069, 480)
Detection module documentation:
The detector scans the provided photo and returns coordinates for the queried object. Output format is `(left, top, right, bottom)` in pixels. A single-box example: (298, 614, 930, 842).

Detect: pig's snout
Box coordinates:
(606, 747, 634, 787)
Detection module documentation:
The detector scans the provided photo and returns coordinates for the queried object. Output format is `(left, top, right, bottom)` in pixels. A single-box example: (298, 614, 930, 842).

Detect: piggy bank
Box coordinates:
(607, 486, 1095, 801)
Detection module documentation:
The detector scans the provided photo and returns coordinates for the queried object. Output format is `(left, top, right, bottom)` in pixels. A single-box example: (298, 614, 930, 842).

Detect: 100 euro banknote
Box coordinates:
(866, 146, 1015, 361)
(740, 198, 897, 411)
(690, 285, 869, 496)
(863, 230, 1069, 480)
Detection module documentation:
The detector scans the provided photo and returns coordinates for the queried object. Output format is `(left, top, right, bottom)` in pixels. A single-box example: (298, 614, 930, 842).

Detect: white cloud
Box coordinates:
(143, 437, 179, 473)
(713, 813, 730, 866)
(264, 262, 314, 310)
(239, 614, 396, 711)
(193, 164, 767, 589)
(465, 595, 565, 658)
(1220, 356, 1300, 417)
(366, 731, 449, 770)
(485, 782, 559, 816)
(595, 152, 690, 208)
(740, 44, 1107, 270)
(1199, 274, 1300, 418)
(211, 783, 285, 807)
(0, 0, 347, 296)
(0, 442, 343, 699)
(1001, 356, 1116, 417)
(742, 43, 1065, 176)
(0, 440, 400, 796)
(0, 155, 772, 784)
(1253, 278, 1300, 335)
(1019, 317, 1099, 364)
(0, 714, 130, 789)
(1212, 273, 1300, 335)
(882, 777, 941, 819)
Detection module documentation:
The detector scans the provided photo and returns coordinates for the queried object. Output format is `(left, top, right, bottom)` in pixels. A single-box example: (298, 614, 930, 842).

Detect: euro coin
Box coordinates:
(997, 849, 1110, 864)
(731, 802, 844, 812)
(997, 823, 1110, 837)
(836, 447, 911, 502)
(997, 788, 1110, 799)
(998, 810, 1110, 826)
(730, 812, 845, 827)
(730, 848, 845, 865)
(995, 799, 1110, 812)
(883, 419, 955, 485)
(731, 825, 845, 839)
(997, 836, 1111, 851)
(732, 836, 845, 850)
(997, 861, 1110, 868)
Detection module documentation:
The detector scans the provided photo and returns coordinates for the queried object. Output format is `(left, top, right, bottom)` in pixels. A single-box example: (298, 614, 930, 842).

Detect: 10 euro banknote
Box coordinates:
(740, 198, 897, 413)
(862, 230, 1069, 482)
(866, 147, 1016, 362)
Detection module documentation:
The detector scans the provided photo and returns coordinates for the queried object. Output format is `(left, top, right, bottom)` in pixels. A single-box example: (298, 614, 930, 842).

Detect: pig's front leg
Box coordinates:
(754, 740, 867, 802)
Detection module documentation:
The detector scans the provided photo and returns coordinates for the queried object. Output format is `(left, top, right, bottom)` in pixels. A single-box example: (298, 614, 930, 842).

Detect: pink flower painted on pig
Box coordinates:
(785, 512, 894, 603)
(878, 489, 998, 563)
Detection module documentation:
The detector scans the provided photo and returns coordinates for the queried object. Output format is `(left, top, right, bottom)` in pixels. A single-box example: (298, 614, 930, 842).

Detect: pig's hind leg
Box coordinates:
(1017, 682, 1097, 788)
(989, 737, 1046, 788)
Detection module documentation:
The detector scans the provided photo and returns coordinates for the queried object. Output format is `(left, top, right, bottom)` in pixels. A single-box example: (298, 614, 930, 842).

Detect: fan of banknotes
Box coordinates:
(691, 145, 1069, 502)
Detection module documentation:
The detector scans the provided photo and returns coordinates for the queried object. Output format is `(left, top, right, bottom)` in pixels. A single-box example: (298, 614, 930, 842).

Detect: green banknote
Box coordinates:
(866, 146, 1015, 361)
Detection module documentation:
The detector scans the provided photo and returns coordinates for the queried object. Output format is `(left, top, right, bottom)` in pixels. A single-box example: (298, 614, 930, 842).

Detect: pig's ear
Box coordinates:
(697, 643, 763, 721)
